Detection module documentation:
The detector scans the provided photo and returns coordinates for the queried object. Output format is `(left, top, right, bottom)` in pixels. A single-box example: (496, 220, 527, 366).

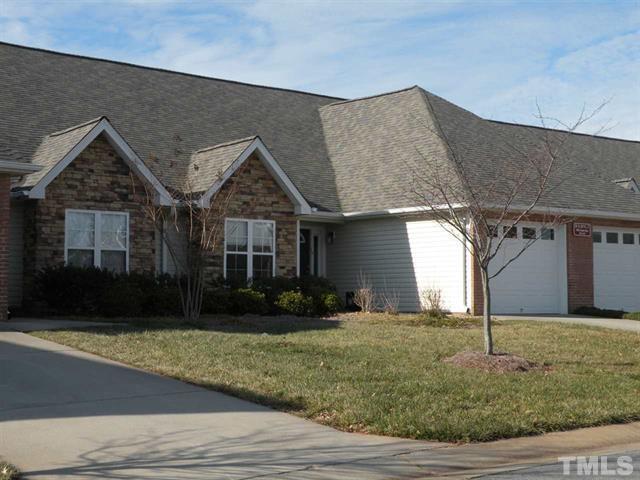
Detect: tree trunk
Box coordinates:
(481, 267, 494, 355)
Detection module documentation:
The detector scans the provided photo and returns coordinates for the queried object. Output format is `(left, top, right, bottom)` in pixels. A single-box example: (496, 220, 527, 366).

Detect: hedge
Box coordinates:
(33, 266, 342, 318)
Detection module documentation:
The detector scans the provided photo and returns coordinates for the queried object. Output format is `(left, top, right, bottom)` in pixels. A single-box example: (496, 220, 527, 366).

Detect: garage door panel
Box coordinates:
(594, 228, 640, 312)
(489, 224, 565, 314)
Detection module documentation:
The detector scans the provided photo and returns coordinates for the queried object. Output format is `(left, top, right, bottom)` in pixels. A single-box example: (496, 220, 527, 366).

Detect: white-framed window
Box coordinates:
(224, 218, 275, 282)
(65, 209, 129, 273)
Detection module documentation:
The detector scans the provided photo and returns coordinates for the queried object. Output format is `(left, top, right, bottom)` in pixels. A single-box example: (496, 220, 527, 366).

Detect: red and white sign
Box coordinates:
(573, 223, 592, 237)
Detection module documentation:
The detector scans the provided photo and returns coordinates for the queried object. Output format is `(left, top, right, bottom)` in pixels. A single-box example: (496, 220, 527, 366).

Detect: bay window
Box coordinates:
(65, 210, 129, 273)
(225, 219, 275, 281)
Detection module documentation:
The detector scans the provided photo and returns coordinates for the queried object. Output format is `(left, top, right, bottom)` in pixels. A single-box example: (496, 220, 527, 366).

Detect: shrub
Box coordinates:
(229, 288, 269, 315)
(319, 292, 342, 316)
(253, 276, 341, 316)
(573, 306, 626, 319)
(420, 287, 446, 318)
(353, 271, 375, 313)
(34, 265, 115, 315)
(275, 290, 314, 316)
(99, 280, 144, 317)
(33, 265, 181, 317)
(251, 276, 297, 312)
(622, 312, 640, 321)
(202, 288, 232, 314)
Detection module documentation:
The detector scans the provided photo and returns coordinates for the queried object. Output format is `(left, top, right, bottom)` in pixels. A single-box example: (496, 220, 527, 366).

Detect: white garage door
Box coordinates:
(489, 224, 566, 314)
(593, 228, 640, 312)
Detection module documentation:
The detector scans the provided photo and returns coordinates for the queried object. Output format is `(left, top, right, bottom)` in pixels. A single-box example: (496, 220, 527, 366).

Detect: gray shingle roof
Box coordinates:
(321, 86, 640, 216)
(2, 42, 639, 217)
(0, 42, 342, 211)
(187, 136, 256, 193)
(20, 117, 102, 187)
(0, 144, 25, 163)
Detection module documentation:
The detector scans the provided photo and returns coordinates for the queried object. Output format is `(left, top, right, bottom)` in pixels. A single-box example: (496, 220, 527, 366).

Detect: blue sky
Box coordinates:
(1, 0, 639, 139)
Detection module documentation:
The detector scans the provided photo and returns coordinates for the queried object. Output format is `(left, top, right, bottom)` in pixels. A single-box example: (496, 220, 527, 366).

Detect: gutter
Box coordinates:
(0, 161, 41, 175)
(301, 204, 640, 223)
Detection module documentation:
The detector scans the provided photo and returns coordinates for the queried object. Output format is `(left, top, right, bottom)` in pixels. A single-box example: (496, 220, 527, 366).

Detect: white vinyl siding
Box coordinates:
(326, 217, 467, 312)
(8, 200, 24, 306)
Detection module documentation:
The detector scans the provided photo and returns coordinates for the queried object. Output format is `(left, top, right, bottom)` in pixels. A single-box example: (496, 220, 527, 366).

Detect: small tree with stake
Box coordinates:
(409, 100, 608, 355)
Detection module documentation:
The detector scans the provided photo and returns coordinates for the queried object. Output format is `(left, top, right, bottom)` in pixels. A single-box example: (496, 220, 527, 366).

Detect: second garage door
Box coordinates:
(593, 228, 640, 312)
(489, 224, 567, 314)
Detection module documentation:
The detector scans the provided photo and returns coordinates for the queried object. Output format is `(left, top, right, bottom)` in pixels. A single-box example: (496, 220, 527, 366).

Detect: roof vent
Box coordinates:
(613, 177, 639, 193)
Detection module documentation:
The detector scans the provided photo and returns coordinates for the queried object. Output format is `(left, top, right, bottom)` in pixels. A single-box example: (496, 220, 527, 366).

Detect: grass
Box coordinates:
(623, 312, 640, 321)
(33, 314, 640, 443)
(0, 462, 20, 480)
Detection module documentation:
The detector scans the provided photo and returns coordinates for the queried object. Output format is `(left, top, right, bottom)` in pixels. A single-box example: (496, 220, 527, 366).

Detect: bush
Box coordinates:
(251, 276, 297, 312)
(573, 306, 626, 319)
(202, 288, 232, 314)
(229, 288, 269, 315)
(421, 287, 446, 318)
(318, 293, 342, 316)
(100, 280, 144, 317)
(33, 265, 181, 317)
(34, 265, 115, 315)
(275, 290, 314, 316)
(622, 312, 640, 321)
(252, 275, 341, 316)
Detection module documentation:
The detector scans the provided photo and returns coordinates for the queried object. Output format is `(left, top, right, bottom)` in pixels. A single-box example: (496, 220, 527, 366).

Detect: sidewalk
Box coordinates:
(495, 314, 640, 333)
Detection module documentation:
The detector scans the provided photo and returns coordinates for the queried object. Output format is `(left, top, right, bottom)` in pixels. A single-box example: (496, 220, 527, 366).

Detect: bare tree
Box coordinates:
(409, 100, 608, 355)
(133, 163, 245, 325)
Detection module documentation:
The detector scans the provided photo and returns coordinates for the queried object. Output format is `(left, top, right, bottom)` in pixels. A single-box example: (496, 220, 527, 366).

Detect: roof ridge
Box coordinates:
(322, 85, 420, 107)
(194, 136, 258, 154)
(49, 116, 105, 137)
(0, 41, 346, 102)
(488, 119, 640, 144)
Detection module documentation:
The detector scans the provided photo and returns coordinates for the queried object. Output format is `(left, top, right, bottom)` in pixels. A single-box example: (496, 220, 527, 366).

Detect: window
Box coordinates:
(225, 219, 275, 281)
(522, 227, 536, 240)
(606, 232, 619, 244)
(503, 226, 517, 239)
(541, 228, 555, 240)
(65, 210, 128, 273)
(592, 231, 602, 243)
(487, 224, 498, 238)
(623, 233, 635, 245)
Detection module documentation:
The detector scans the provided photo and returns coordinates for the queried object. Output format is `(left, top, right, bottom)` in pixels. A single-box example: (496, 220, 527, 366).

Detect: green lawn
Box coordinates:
(33, 314, 640, 442)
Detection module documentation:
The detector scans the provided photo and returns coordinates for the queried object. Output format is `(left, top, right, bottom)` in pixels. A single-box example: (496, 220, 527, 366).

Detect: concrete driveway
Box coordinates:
(495, 315, 640, 332)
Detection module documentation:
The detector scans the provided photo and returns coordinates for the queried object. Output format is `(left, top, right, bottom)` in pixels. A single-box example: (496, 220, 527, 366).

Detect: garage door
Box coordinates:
(489, 224, 566, 314)
(593, 228, 640, 312)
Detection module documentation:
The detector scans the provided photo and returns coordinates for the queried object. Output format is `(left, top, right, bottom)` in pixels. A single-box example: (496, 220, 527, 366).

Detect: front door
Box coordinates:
(299, 227, 324, 276)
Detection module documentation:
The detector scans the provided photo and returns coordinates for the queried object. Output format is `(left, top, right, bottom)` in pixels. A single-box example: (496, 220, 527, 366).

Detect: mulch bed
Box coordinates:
(443, 351, 548, 373)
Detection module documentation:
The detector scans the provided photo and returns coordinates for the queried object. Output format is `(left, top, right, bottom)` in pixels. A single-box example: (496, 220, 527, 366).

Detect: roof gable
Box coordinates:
(22, 117, 173, 205)
(198, 136, 311, 214)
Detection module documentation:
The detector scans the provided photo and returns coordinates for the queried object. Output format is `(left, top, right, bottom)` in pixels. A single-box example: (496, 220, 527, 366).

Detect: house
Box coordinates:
(1, 41, 639, 319)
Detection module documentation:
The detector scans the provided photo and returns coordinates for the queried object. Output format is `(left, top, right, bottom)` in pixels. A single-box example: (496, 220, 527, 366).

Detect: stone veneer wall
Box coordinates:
(22, 134, 156, 302)
(206, 153, 298, 279)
